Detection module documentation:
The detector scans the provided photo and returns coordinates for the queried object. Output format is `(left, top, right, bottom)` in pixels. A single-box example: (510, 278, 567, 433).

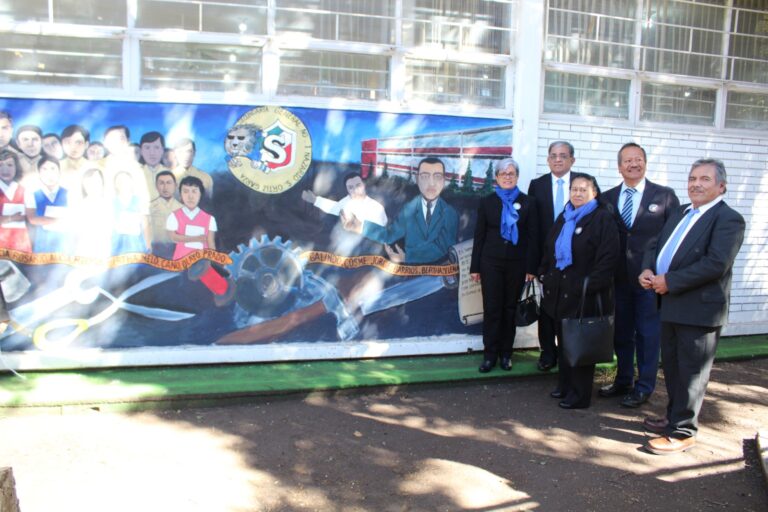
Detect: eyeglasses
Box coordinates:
(418, 172, 445, 183)
(497, 172, 517, 179)
(548, 153, 572, 161)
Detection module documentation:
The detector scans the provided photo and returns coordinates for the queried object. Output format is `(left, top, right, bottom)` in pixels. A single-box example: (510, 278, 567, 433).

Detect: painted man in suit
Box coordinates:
(639, 158, 745, 455)
(342, 157, 459, 265)
(598, 143, 680, 408)
(527, 141, 585, 371)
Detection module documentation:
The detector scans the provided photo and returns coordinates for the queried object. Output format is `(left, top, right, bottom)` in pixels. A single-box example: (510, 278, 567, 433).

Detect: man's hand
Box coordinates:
(650, 274, 669, 295)
(301, 190, 316, 204)
(638, 269, 655, 289)
(385, 244, 405, 263)
(340, 211, 362, 233)
(525, 273, 536, 282)
(470, 272, 481, 283)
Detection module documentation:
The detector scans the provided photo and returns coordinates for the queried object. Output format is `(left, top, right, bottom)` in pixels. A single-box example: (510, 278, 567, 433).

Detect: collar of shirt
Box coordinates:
(41, 186, 61, 203)
(421, 196, 436, 218)
(686, 194, 723, 216)
(182, 206, 201, 219)
(0, 180, 18, 198)
(550, 171, 571, 187)
(620, 178, 646, 196)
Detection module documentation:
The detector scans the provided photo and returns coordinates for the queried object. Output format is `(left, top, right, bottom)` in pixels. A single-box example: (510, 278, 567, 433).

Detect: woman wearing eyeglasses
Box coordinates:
(538, 174, 619, 409)
(470, 158, 540, 373)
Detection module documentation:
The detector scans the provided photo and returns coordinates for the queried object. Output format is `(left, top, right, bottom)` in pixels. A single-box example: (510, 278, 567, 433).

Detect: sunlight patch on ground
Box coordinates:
(399, 458, 537, 510)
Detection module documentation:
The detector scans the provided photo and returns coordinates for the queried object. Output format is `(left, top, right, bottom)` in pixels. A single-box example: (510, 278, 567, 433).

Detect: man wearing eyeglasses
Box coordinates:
(342, 156, 458, 264)
(528, 141, 585, 372)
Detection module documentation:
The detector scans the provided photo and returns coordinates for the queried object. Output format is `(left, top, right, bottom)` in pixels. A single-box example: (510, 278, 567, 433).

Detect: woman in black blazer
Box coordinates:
(538, 174, 619, 408)
(470, 158, 539, 373)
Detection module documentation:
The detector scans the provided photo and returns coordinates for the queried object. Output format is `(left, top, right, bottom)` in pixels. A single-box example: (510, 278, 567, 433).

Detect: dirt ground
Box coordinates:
(1, 358, 767, 512)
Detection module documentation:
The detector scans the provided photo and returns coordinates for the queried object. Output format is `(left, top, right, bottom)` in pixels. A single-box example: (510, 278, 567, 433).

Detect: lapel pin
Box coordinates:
(513, 202, 521, 210)
(575, 227, 583, 234)
(648, 204, 659, 213)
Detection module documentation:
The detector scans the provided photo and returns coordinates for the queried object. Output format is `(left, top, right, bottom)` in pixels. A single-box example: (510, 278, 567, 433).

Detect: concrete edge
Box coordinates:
(756, 430, 768, 489)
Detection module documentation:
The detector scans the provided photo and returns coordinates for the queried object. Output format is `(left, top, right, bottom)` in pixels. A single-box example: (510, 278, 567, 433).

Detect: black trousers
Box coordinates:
(660, 322, 720, 439)
(555, 321, 596, 408)
(537, 306, 558, 366)
(479, 258, 526, 362)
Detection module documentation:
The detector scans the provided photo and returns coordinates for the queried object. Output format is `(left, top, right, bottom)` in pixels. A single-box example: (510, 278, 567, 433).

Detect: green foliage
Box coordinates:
(461, 161, 474, 193)
(481, 161, 495, 194)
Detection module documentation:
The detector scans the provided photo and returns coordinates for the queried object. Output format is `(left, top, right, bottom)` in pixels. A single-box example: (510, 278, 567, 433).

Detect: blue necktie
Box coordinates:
(554, 178, 564, 221)
(656, 208, 700, 274)
(621, 188, 635, 228)
(425, 200, 433, 226)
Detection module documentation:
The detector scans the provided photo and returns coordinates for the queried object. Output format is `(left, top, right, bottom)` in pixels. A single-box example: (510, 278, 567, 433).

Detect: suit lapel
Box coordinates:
(634, 181, 656, 226)
(669, 203, 721, 269)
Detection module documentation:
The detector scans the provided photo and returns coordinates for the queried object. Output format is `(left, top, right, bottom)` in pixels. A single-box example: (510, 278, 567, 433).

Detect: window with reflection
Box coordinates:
(0, 33, 122, 87)
(136, 0, 267, 34)
(141, 41, 261, 93)
(278, 50, 389, 100)
(403, 0, 515, 54)
(726, 91, 768, 130)
(276, 0, 395, 44)
(406, 59, 505, 108)
(543, 70, 629, 118)
(640, 83, 716, 125)
(0, 0, 126, 25)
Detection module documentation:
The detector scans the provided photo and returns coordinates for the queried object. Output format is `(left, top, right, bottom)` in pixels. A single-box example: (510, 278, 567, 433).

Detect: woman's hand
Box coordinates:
(470, 273, 481, 283)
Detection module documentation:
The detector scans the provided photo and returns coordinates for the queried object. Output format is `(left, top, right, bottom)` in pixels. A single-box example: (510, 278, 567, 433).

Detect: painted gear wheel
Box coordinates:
(226, 235, 306, 318)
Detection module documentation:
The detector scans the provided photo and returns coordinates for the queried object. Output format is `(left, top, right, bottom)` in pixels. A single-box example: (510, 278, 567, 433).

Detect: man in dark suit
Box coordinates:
(343, 157, 459, 264)
(639, 158, 745, 455)
(598, 143, 680, 408)
(528, 141, 584, 371)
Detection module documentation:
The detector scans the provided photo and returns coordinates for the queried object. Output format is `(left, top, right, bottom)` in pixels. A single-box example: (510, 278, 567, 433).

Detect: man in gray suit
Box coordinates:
(639, 158, 745, 455)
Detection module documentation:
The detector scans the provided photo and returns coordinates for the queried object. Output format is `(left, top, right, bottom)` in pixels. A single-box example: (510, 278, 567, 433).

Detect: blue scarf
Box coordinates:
(554, 199, 598, 270)
(495, 185, 520, 244)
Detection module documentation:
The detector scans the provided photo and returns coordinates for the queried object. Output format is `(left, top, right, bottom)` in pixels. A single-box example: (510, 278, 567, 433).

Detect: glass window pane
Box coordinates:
(640, 83, 716, 125)
(0, 0, 49, 22)
(276, 0, 395, 44)
(548, 0, 635, 18)
(543, 70, 629, 118)
(137, 0, 267, 34)
(0, 33, 122, 87)
(403, 0, 514, 54)
(406, 59, 505, 107)
(728, 7, 768, 84)
(546, 3, 635, 68)
(141, 41, 261, 94)
(725, 91, 768, 130)
(643, 48, 722, 78)
(278, 50, 389, 100)
(52, 0, 126, 26)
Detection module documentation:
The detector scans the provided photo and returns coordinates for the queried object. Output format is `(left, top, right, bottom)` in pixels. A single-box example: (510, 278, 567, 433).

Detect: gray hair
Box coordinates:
(548, 140, 574, 157)
(494, 157, 519, 177)
(691, 158, 727, 193)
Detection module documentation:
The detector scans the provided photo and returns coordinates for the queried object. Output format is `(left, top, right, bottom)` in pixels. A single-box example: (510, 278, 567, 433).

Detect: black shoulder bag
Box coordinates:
(561, 277, 614, 367)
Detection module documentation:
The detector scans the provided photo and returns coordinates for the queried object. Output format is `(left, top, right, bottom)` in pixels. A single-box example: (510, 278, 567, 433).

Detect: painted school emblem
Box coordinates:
(226, 106, 312, 194)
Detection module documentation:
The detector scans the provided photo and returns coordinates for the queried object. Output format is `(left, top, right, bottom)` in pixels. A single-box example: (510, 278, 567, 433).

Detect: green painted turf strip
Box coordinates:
(1, 334, 766, 410)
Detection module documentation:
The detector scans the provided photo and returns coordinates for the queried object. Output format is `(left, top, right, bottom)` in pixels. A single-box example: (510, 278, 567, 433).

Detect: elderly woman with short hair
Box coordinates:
(470, 158, 540, 373)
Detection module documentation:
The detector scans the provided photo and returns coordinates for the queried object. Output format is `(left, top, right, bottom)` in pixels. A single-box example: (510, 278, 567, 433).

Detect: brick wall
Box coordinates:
(535, 121, 768, 336)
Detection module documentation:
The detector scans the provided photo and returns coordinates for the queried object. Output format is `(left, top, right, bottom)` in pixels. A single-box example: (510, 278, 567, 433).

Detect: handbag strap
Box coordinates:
(520, 280, 537, 300)
(578, 277, 605, 321)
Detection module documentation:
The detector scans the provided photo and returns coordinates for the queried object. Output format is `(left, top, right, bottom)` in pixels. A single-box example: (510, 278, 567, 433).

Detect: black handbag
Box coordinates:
(561, 278, 614, 367)
(515, 280, 539, 327)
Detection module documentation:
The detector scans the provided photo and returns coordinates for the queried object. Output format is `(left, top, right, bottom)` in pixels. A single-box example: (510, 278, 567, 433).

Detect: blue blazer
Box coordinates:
(642, 200, 745, 327)
(363, 195, 459, 264)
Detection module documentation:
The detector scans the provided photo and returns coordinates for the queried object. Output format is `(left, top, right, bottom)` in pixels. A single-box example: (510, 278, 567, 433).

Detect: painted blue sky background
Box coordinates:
(0, 98, 510, 173)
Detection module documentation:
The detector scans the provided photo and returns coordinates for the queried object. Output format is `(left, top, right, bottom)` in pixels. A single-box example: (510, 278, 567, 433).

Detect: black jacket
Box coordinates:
(538, 205, 619, 320)
(470, 191, 539, 275)
(599, 180, 679, 287)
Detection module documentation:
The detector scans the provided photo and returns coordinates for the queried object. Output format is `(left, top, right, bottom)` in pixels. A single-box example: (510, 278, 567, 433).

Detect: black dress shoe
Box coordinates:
(621, 391, 650, 408)
(537, 361, 555, 372)
(500, 357, 512, 371)
(559, 400, 588, 409)
(478, 360, 496, 373)
(550, 389, 564, 399)
(598, 383, 632, 398)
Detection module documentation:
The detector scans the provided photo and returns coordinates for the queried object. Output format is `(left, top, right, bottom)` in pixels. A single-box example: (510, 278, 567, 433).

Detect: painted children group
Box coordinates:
(0, 110, 216, 261)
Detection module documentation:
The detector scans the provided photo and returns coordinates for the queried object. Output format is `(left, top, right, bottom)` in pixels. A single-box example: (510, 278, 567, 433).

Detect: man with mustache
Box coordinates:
(639, 158, 745, 455)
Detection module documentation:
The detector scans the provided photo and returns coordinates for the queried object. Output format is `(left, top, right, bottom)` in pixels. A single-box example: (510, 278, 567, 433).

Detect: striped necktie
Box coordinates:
(425, 200, 433, 226)
(621, 188, 636, 228)
(656, 208, 700, 275)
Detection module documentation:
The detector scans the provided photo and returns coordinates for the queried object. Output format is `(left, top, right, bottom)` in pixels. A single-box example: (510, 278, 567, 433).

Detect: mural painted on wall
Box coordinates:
(0, 98, 512, 356)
